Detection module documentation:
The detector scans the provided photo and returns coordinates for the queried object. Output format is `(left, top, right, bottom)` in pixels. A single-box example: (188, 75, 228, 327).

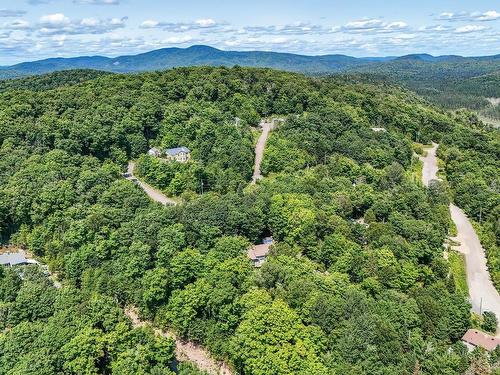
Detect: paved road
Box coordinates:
(450, 204, 500, 325)
(251, 120, 274, 184)
(125, 307, 232, 375)
(126, 161, 177, 206)
(420, 143, 500, 333)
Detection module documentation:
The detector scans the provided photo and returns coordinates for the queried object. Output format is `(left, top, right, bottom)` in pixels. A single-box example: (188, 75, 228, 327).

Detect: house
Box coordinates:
(462, 329, 500, 352)
(0, 251, 28, 267)
(371, 127, 387, 132)
(148, 147, 161, 157)
(247, 237, 274, 267)
(165, 147, 191, 163)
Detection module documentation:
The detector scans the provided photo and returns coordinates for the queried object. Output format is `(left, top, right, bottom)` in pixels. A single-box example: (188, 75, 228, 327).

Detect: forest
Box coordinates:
(351, 59, 500, 123)
(0, 66, 499, 374)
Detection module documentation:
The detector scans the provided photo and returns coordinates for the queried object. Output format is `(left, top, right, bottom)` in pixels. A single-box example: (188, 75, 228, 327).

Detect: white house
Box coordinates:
(165, 147, 191, 163)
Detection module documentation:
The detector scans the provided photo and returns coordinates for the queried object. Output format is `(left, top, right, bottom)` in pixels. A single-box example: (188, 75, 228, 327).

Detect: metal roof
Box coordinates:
(165, 147, 190, 156)
(0, 252, 28, 266)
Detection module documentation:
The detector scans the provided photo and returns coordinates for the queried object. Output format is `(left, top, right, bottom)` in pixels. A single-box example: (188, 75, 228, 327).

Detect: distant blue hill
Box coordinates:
(0, 45, 498, 86)
(0, 45, 400, 78)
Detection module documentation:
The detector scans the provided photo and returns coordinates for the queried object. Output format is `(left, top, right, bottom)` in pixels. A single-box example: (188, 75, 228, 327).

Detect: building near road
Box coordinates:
(147, 146, 191, 163)
(462, 329, 500, 352)
(165, 147, 191, 163)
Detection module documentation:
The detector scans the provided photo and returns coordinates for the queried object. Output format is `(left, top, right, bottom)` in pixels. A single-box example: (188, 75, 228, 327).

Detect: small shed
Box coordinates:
(462, 329, 500, 352)
(148, 147, 161, 157)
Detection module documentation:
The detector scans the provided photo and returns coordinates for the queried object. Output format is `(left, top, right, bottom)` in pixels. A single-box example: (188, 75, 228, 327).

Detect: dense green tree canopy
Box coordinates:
(0, 66, 497, 374)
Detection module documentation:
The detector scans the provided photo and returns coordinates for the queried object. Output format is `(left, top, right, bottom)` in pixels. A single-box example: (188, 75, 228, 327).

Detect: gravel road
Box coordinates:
(251, 120, 274, 184)
(420, 143, 500, 333)
(126, 161, 177, 206)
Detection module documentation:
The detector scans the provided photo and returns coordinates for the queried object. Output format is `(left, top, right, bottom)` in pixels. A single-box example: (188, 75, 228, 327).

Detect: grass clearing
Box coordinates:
(448, 250, 468, 296)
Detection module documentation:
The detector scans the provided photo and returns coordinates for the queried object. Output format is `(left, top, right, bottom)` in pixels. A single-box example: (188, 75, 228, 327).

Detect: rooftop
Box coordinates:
(0, 251, 28, 266)
(462, 329, 500, 351)
(165, 147, 190, 156)
(247, 243, 271, 260)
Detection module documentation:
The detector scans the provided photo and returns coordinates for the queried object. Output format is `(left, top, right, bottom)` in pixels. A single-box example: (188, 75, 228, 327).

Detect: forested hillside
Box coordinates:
(1, 45, 497, 121)
(345, 55, 500, 121)
(0, 67, 499, 374)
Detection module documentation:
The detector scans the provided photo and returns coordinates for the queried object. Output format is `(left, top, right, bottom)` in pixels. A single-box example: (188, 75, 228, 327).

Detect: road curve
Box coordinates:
(126, 161, 177, 206)
(251, 120, 274, 184)
(450, 204, 500, 324)
(420, 143, 500, 333)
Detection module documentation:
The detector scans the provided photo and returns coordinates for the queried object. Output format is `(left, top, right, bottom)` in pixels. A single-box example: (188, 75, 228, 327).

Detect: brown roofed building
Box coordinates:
(462, 329, 500, 352)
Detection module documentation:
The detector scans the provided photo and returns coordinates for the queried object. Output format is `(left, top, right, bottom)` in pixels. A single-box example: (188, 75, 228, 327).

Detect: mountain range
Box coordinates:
(1, 45, 498, 79)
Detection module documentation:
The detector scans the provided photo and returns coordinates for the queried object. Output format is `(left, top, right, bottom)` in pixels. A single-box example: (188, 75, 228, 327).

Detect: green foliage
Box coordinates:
(0, 66, 487, 374)
(0, 274, 176, 375)
(482, 311, 498, 334)
(230, 299, 328, 375)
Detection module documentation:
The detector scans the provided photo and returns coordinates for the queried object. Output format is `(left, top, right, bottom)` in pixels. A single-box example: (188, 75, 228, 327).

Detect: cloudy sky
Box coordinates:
(0, 0, 499, 65)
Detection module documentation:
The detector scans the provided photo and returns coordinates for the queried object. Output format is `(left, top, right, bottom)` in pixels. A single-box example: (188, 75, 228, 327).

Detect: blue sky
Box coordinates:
(0, 0, 499, 64)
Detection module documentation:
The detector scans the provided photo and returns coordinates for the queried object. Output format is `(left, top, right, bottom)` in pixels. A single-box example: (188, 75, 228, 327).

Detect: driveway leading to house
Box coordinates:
(251, 120, 274, 184)
(420, 143, 500, 334)
(419, 142, 440, 186)
(126, 161, 177, 206)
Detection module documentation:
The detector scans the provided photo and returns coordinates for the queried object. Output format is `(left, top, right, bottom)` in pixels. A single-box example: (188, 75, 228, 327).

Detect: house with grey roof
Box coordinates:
(0, 252, 28, 267)
(165, 147, 191, 163)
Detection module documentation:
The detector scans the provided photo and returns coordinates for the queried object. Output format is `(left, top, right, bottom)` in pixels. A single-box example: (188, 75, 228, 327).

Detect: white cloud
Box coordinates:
(36, 14, 127, 35)
(39, 13, 71, 27)
(140, 20, 159, 28)
(341, 18, 408, 33)
(195, 18, 216, 27)
(454, 25, 488, 33)
(438, 10, 500, 22)
(344, 18, 384, 30)
(476, 10, 500, 21)
(242, 22, 329, 35)
(418, 25, 453, 32)
(139, 18, 224, 32)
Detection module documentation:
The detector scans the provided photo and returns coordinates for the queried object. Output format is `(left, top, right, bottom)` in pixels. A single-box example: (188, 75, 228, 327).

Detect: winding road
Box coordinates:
(251, 120, 275, 184)
(420, 143, 500, 333)
(126, 161, 177, 206)
(125, 307, 232, 375)
(123, 165, 233, 373)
